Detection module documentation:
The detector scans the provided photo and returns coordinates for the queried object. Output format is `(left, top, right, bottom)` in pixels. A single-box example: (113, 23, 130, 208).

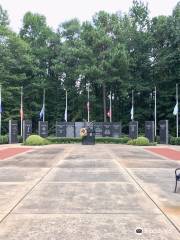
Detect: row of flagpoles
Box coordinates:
(130, 84, 179, 137)
(0, 86, 46, 137)
(0, 84, 179, 137)
(64, 84, 179, 137)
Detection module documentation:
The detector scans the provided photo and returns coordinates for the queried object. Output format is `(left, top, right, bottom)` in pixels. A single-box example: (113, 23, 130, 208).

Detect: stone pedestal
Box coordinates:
(145, 121, 155, 142)
(9, 120, 18, 144)
(38, 121, 48, 138)
(129, 121, 138, 139)
(23, 120, 32, 142)
(159, 120, 168, 144)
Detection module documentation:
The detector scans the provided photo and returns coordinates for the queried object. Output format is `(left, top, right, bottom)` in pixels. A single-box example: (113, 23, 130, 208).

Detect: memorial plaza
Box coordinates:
(0, 143, 179, 239)
(0, 0, 179, 239)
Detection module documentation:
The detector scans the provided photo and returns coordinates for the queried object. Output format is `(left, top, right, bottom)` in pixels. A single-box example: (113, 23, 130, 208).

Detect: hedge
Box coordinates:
(47, 136, 130, 144)
(47, 137, 82, 144)
(95, 137, 129, 144)
(0, 135, 8, 144)
(169, 137, 180, 145)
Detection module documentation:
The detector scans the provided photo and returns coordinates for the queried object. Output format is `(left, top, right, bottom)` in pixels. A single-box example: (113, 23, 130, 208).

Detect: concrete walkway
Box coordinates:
(0, 144, 179, 239)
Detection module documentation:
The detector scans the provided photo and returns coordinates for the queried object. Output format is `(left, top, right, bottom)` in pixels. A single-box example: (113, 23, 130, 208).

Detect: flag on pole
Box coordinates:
(173, 103, 178, 116)
(130, 106, 134, 120)
(64, 90, 67, 122)
(20, 108, 23, 119)
(39, 105, 45, 119)
(64, 107, 67, 122)
(87, 101, 90, 112)
(130, 90, 134, 120)
(0, 101, 2, 114)
(107, 109, 111, 118)
(39, 89, 46, 122)
(20, 86, 23, 137)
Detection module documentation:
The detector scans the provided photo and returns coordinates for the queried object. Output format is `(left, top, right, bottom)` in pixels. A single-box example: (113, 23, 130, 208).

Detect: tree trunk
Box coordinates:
(103, 83, 107, 122)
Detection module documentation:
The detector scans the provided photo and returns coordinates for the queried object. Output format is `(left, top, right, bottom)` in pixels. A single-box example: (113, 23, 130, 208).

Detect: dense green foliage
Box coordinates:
(95, 137, 130, 144)
(0, 135, 8, 144)
(127, 136, 150, 145)
(47, 137, 82, 144)
(169, 137, 180, 145)
(25, 135, 49, 145)
(0, 1, 179, 135)
(47, 136, 130, 144)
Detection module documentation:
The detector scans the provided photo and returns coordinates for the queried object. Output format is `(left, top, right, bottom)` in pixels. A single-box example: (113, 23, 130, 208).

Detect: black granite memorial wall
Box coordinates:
(23, 120, 32, 142)
(56, 122, 66, 137)
(9, 120, 18, 144)
(159, 120, 168, 144)
(38, 121, 48, 138)
(129, 121, 138, 139)
(145, 121, 154, 142)
(66, 122, 75, 138)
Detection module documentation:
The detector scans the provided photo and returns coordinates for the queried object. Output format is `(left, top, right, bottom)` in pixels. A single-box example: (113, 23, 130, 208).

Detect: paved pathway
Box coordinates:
(0, 144, 179, 239)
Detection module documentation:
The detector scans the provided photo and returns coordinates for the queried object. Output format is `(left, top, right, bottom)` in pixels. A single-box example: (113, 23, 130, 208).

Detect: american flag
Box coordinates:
(107, 110, 111, 118)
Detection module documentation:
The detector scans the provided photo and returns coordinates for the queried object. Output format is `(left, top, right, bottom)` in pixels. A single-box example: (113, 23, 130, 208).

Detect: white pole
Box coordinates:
(154, 86, 157, 137)
(65, 90, 67, 122)
(0, 85, 1, 136)
(176, 84, 179, 138)
(43, 89, 45, 122)
(110, 91, 112, 122)
(20, 86, 23, 137)
(87, 84, 90, 122)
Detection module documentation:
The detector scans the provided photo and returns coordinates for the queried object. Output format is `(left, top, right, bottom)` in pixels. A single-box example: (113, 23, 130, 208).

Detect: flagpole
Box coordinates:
(87, 83, 90, 122)
(176, 84, 179, 138)
(154, 86, 157, 137)
(65, 90, 67, 122)
(43, 89, 45, 122)
(0, 85, 1, 136)
(132, 90, 134, 121)
(20, 86, 23, 137)
(110, 91, 112, 123)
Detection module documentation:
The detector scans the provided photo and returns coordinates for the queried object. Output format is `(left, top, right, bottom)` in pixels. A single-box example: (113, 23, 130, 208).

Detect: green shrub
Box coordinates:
(170, 137, 180, 145)
(17, 135, 23, 143)
(135, 137, 150, 145)
(127, 139, 135, 145)
(47, 136, 130, 144)
(127, 137, 150, 146)
(0, 135, 8, 144)
(95, 137, 130, 144)
(47, 137, 82, 144)
(119, 136, 130, 144)
(25, 135, 49, 146)
(155, 136, 160, 144)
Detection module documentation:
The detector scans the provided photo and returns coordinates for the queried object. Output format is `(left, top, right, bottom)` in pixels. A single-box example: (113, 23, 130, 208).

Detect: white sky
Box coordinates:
(0, 0, 179, 32)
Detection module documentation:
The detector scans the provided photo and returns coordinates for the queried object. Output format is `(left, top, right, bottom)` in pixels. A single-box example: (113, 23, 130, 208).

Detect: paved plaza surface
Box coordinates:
(0, 144, 179, 239)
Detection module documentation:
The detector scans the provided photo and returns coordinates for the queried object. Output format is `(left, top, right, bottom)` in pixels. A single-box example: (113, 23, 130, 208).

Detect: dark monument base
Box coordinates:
(82, 128, 95, 145)
(82, 134, 95, 145)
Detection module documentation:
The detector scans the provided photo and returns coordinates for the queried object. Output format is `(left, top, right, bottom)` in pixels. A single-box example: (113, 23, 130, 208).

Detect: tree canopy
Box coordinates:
(0, 1, 179, 135)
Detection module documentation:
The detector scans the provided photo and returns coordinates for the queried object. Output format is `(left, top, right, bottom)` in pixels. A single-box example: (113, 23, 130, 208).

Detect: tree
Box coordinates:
(0, 5, 9, 27)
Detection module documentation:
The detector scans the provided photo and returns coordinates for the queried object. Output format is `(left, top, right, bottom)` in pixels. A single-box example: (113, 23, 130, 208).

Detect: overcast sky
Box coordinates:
(0, 0, 179, 32)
